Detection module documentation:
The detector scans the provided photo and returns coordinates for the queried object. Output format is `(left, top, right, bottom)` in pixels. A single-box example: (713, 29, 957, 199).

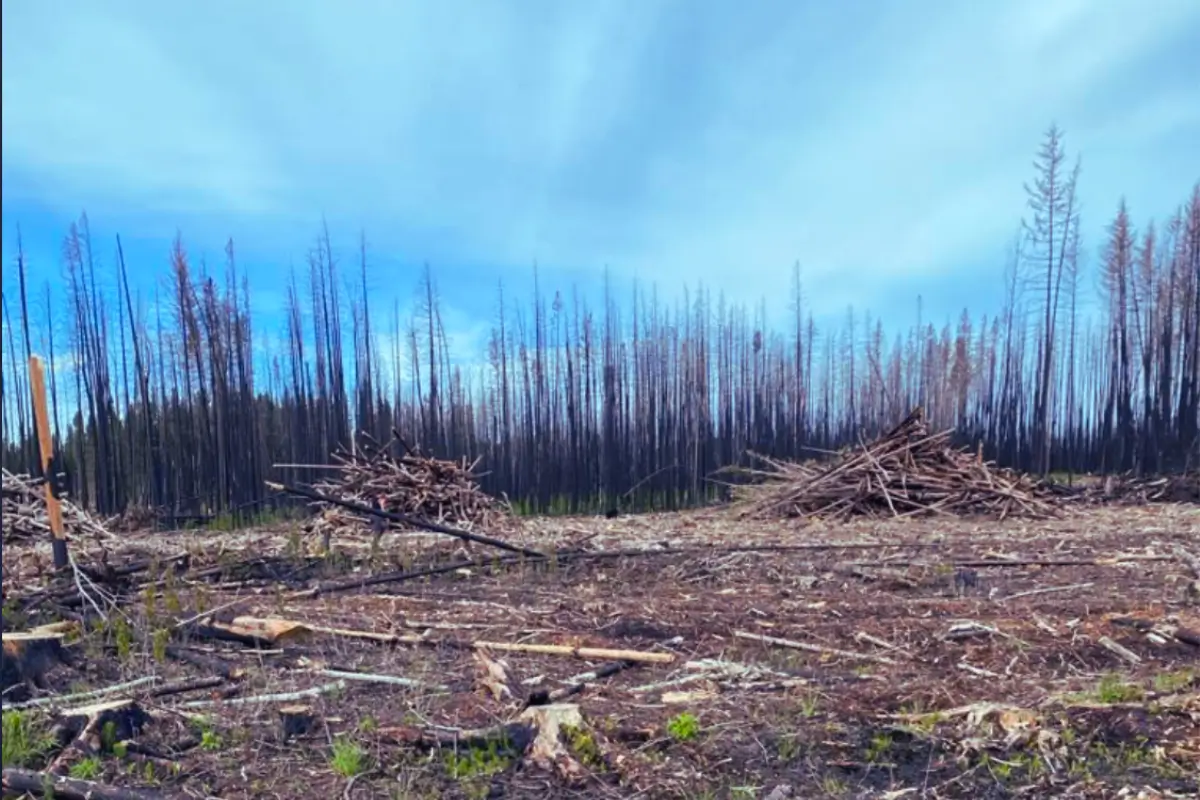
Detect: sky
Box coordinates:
(3, 0, 1200, 363)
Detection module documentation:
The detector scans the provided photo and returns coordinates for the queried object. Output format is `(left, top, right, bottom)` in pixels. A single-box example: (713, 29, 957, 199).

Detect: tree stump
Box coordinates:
(278, 704, 318, 742)
(1, 632, 70, 698)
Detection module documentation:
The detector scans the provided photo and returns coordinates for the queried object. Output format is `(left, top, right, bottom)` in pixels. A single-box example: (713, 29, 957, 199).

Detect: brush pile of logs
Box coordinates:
(738, 408, 1058, 521)
(1, 469, 113, 544)
(305, 434, 507, 532)
(1081, 471, 1200, 506)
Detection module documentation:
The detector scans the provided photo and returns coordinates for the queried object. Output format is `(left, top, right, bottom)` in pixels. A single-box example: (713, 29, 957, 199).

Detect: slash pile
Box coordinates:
(306, 434, 508, 532)
(1080, 471, 1200, 506)
(737, 407, 1058, 521)
(1, 469, 114, 544)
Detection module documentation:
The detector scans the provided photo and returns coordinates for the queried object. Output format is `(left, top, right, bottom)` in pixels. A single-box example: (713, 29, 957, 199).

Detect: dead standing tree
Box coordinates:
(1023, 124, 1081, 477)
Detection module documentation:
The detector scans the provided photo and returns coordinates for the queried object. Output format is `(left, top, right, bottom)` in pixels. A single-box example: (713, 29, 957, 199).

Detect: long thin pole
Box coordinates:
(29, 355, 68, 568)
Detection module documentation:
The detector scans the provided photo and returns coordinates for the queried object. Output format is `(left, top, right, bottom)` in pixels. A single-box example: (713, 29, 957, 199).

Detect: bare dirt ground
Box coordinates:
(3, 503, 1199, 799)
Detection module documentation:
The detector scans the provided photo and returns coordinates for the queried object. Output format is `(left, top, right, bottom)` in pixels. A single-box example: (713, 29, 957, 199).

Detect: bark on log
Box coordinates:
(2, 768, 166, 799)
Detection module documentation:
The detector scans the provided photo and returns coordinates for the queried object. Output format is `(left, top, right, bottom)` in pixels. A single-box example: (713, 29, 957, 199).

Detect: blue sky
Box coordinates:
(3, 0, 1199, 363)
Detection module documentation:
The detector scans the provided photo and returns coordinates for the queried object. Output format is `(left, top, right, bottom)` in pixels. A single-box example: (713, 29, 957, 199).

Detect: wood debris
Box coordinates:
(1067, 470, 1200, 505)
(2, 469, 114, 544)
(735, 407, 1058, 521)
(296, 432, 508, 539)
(2, 768, 166, 800)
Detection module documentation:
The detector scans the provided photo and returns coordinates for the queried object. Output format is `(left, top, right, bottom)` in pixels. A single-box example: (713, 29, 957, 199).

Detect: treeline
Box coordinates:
(2, 127, 1198, 518)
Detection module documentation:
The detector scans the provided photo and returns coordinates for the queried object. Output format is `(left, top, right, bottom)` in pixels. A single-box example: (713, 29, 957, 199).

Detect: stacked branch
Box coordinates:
(297, 433, 508, 534)
(2, 469, 114, 544)
(736, 408, 1057, 521)
(1091, 471, 1199, 505)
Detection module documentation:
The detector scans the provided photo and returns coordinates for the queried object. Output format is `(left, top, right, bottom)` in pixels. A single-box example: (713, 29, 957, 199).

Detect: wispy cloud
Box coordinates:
(3, 0, 1198, 335)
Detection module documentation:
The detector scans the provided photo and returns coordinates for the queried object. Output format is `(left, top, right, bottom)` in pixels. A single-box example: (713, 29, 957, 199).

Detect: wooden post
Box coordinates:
(28, 355, 68, 568)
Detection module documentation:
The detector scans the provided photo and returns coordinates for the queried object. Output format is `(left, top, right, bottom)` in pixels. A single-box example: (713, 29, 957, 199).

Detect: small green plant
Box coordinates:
(2, 711, 56, 768)
(563, 725, 605, 770)
(163, 587, 182, 616)
(776, 734, 803, 762)
(200, 729, 223, 752)
(357, 716, 379, 733)
(101, 720, 119, 751)
(442, 739, 514, 780)
(1153, 669, 1195, 693)
(905, 709, 943, 736)
(142, 583, 160, 623)
(820, 775, 848, 796)
(330, 736, 369, 778)
(69, 756, 103, 780)
(112, 616, 134, 662)
(2, 599, 29, 629)
(798, 691, 820, 718)
(988, 754, 1015, 780)
(194, 583, 210, 615)
(1096, 673, 1143, 703)
(666, 712, 700, 742)
(866, 732, 893, 763)
(152, 628, 170, 663)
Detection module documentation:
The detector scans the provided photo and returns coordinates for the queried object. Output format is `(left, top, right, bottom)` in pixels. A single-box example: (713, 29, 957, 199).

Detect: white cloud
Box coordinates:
(3, 0, 1198, 339)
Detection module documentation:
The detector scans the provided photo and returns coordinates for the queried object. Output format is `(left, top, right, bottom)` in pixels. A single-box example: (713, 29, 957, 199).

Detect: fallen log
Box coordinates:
(473, 640, 674, 664)
(525, 659, 637, 708)
(3, 676, 159, 712)
(2, 768, 166, 800)
(227, 615, 675, 664)
(734, 630, 897, 665)
(178, 679, 347, 709)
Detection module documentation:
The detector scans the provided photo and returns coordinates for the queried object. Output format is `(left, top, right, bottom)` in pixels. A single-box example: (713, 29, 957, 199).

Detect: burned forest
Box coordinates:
(2, 130, 1199, 799)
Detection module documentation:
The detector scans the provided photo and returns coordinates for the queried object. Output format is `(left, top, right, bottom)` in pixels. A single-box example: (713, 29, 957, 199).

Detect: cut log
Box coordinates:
(222, 617, 313, 644)
(3, 767, 166, 799)
(226, 616, 674, 663)
(470, 640, 674, 664)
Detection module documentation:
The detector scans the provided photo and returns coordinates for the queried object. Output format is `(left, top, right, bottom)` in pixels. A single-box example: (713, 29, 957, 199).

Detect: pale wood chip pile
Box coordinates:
(1, 469, 114, 544)
(735, 407, 1059, 521)
(306, 434, 508, 532)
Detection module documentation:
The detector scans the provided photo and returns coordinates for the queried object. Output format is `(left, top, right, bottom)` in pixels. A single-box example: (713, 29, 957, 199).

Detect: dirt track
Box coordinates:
(3, 504, 1199, 799)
